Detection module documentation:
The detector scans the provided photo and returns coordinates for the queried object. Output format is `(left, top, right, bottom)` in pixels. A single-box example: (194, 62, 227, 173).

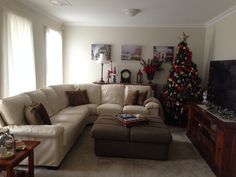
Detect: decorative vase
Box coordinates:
(0, 128, 14, 154)
(146, 73, 154, 84)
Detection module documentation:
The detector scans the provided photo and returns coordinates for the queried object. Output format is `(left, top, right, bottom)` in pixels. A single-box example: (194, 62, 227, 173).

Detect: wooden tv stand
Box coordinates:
(187, 103, 236, 177)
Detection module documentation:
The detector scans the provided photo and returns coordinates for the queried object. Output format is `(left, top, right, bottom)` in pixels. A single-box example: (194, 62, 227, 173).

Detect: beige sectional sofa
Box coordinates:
(0, 84, 161, 167)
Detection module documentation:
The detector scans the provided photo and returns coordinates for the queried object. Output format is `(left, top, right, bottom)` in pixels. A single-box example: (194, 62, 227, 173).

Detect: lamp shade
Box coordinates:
(97, 53, 109, 64)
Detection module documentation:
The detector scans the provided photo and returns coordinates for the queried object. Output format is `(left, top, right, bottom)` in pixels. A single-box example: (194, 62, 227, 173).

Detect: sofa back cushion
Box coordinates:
(0, 93, 32, 125)
(50, 84, 75, 109)
(40, 87, 60, 116)
(101, 84, 125, 105)
(125, 85, 152, 104)
(74, 84, 101, 105)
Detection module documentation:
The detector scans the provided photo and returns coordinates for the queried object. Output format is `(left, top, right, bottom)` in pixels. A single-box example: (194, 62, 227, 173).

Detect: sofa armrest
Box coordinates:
(144, 97, 160, 110)
(6, 125, 64, 138)
(144, 97, 165, 120)
(144, 102, 159, 117)
(145, 102, 159, 109)
(144, 97, 160, 106)
(5, 124, 65, 167)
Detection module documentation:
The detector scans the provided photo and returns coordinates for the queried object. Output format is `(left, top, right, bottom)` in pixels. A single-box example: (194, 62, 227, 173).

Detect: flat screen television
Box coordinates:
(207, 59, 236, 113)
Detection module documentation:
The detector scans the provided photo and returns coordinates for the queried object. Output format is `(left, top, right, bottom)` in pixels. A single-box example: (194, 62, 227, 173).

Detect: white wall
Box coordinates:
(0, 8, 2, 98)
(0, 0, 62, 98)
(63, 26, 205, 94)
(203, 10, 236, 86)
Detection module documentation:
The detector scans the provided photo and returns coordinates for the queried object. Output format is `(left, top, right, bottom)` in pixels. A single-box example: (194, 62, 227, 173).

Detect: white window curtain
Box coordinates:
(46, 28, 63, 86)
(2, 12, 36, 97)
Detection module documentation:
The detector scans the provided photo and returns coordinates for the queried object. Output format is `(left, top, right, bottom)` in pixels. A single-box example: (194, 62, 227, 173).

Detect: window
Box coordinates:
(2, 12, 36, 97)
(46, 28, 63, 86)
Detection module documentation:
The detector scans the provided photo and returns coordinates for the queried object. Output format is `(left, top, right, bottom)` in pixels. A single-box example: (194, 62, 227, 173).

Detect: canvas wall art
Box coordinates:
(121, 45, 142, 61)
(91, 44, 111, 61)
(153, 46, 174, 63)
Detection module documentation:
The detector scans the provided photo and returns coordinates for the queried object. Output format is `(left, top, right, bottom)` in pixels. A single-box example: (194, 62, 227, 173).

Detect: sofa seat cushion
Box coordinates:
(74, 104, 98, 116)
(51, 110, 88, 146)
(59, 106, 89, 115)
(0, 93, 32, 125)
(97, 104, 122, 115)
(123, 105, 149, 115)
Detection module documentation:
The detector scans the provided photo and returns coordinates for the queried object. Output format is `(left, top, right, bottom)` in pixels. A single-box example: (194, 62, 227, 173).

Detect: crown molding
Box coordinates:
(64, 22, 205, 28)
(206, 4, 236, 27)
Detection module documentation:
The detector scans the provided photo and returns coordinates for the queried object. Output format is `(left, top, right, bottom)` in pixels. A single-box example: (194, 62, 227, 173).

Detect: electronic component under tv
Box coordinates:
(207, 60, 236, 113)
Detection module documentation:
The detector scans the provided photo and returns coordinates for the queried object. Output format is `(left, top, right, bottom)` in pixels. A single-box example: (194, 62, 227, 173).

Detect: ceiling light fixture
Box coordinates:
(123, 8, 142, 17)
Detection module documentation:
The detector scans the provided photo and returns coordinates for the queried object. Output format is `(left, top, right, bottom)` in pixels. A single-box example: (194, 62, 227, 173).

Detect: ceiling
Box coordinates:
(15, 0, 236, 27)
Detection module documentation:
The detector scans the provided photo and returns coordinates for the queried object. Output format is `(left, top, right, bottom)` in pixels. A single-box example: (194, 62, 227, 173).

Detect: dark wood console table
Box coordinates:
(187, 103, 236, 177)
(0, 140, 40, 177)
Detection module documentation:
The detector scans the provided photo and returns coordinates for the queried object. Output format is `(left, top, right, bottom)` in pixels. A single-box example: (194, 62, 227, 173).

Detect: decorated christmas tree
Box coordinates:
(161, 32, 203, 125)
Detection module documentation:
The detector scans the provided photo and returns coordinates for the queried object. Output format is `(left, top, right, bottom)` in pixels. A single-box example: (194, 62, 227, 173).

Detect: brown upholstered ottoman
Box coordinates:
(91, 115, 172, 160)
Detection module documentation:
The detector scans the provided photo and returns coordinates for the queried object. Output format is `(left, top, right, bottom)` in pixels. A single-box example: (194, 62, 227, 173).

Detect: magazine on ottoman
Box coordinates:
(114, 114, 149, 127)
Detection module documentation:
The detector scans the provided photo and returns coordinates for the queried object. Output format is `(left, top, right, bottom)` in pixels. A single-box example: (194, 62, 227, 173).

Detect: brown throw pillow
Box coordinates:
(24, 103, 51, 125)
(125, 90, 139, 105)
(37, 103, 51, 125)
(24, 103, 43, 125)
(137, 91, 148, 106)
(66, 89, 89, 106)
(82, 90, 90, 104)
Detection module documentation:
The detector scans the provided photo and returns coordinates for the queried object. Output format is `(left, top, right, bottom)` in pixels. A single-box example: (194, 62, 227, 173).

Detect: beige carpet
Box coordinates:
(33, 126, 216, 177)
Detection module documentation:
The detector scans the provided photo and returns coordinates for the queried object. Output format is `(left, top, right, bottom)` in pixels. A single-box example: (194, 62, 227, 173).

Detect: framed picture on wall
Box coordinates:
(91, 44, 111, 61)
(153, 46, 174, 63)
(121, 45, 142, 61)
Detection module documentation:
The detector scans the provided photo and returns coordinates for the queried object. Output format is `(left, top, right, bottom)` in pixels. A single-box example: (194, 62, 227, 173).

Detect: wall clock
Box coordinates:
(120, 69, 131, 83)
